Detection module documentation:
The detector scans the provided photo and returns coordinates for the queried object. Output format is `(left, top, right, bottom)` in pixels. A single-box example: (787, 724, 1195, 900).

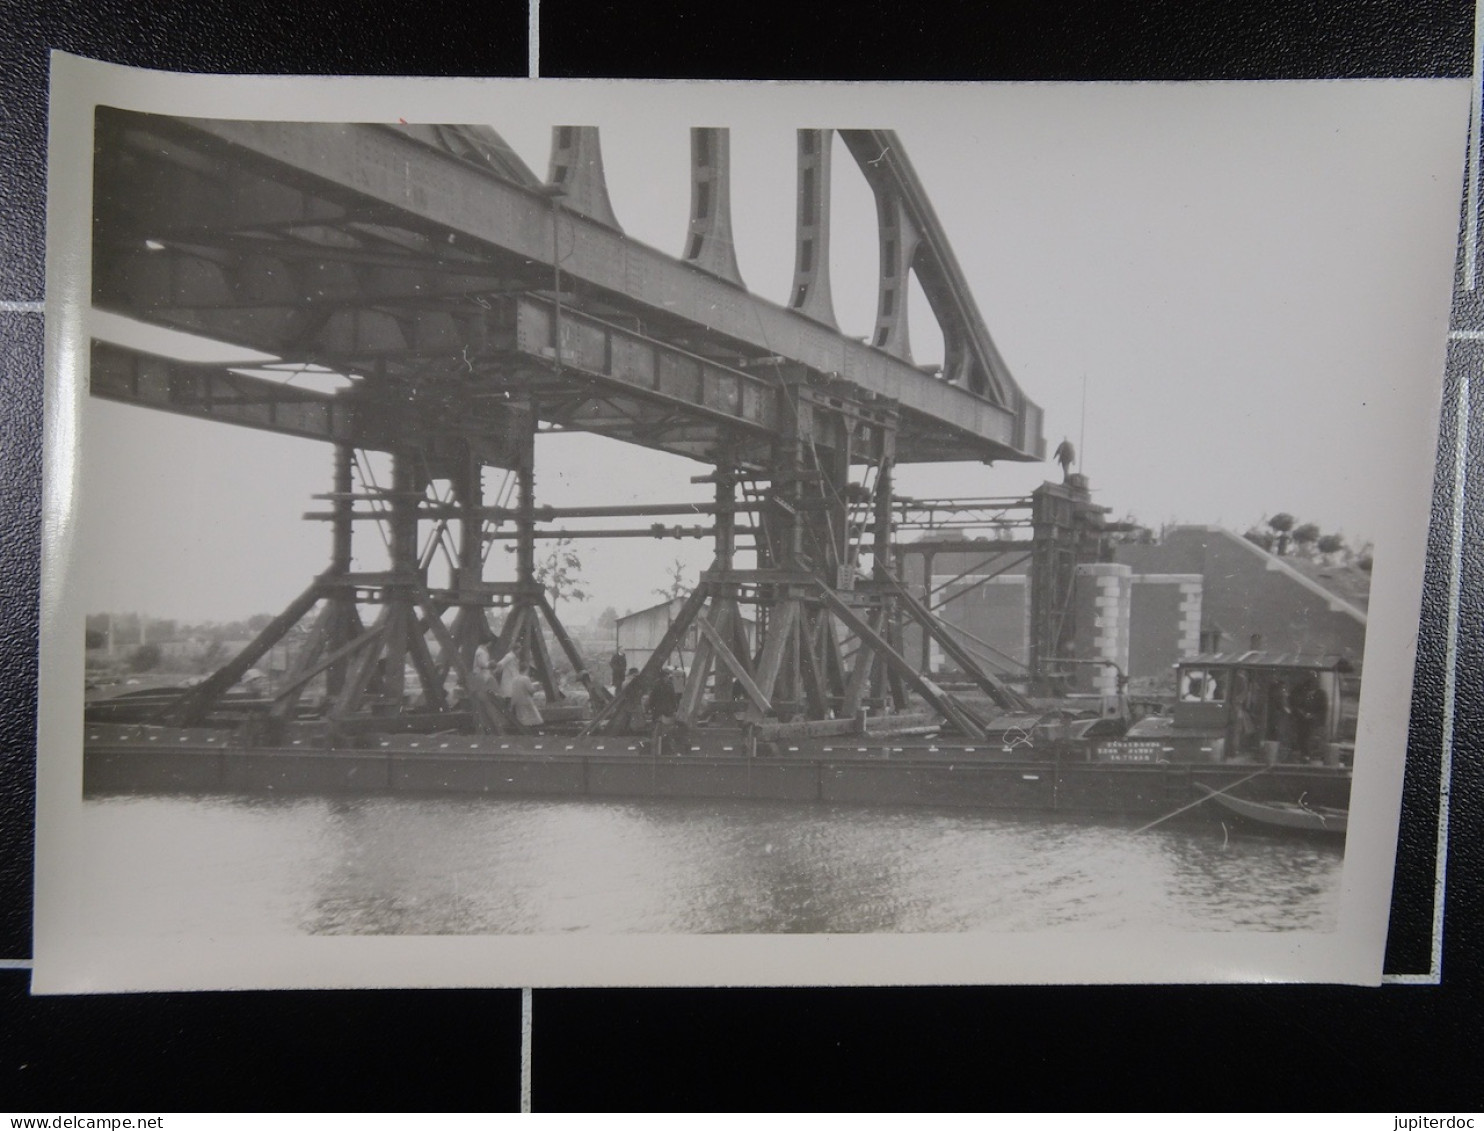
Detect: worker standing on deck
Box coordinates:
(465, 645, 494, 709)
(509, 660, 544, 731)
(647, 665, 682, 755)
(1290, 671, 1328, 763)
(493, 647, 518, 692)
(609, 647, 627, 691)
(492, 647, 521, 719)
(613, 668, 646, 733)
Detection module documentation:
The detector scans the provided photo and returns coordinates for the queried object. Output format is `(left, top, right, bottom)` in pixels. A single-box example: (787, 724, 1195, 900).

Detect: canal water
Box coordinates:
(78, 795, 1344, 936)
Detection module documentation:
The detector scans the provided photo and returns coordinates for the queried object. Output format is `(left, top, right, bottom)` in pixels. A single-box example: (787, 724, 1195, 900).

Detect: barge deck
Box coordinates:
(82, 722, 1351, 824)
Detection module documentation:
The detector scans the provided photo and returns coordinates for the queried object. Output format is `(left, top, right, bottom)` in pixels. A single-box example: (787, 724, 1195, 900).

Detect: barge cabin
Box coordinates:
(1092, 652, 1353, 767)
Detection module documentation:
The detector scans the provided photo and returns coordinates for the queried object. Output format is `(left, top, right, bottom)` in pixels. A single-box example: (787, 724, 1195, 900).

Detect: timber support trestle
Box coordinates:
(163, 409, 608, 734)
(98, 119, 1062, 741)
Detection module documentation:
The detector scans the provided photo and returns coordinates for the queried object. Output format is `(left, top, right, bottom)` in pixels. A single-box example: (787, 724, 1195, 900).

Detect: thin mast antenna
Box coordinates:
(1079, 373, 1087, 474)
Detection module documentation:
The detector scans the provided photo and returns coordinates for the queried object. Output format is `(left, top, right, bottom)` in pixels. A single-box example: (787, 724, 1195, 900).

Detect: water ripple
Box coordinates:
(78, 795, 1343, 936)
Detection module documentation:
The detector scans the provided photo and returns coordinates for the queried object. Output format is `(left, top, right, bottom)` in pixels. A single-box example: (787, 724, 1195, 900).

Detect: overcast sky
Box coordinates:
(74, 80, 1466, 623)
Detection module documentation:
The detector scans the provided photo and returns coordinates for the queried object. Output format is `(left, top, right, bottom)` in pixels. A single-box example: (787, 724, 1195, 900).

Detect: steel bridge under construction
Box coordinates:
(89, 108, 1111, 744)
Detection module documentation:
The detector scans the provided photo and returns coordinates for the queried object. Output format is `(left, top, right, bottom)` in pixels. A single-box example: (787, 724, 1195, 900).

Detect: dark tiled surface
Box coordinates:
(0, 972, 523, 1110)
(0, 0, 527, 300)
(0, 312, 40, 959)
(535, 984, 1484, 1110)
(540, 0, 1473, 81)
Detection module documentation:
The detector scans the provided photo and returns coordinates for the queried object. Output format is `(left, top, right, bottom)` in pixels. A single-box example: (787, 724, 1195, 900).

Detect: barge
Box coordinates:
(81, 720, 1350, 823)
(81, 653, 1352, 834)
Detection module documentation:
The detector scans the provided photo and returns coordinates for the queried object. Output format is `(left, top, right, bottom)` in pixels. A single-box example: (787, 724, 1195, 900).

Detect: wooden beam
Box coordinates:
(537, 593, 612, 708)
(813, 582, 986, 739)
(163, 580, 323, 725)
(269, 621, 385, 716)
(417, 593, 511, 733)
(841, 608, 879, 717)
(886, 573, 1035, 712)
(751, 599, 800, 707)
(330, 605, 392, 718)
(582, 578, 712, 734)
(678, 605, 721, 724)
(797, 605, 830, 718)
(695, 612, 772, 716)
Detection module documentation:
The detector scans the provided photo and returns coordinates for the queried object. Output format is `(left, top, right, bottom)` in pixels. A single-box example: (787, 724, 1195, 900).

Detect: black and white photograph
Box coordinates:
(31, 57, 1467, 990)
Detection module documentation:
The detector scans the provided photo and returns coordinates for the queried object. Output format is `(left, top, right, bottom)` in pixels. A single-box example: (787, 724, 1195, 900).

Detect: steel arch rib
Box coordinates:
(838, 129, 1021, 411)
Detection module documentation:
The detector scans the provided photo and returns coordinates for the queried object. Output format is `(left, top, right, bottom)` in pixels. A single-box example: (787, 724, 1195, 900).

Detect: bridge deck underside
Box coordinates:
(91, 108, 1042, 468)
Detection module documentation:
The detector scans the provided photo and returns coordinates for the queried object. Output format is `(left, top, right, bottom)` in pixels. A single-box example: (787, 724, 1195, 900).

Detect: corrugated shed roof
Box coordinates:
(1182, 651, 1351, 671)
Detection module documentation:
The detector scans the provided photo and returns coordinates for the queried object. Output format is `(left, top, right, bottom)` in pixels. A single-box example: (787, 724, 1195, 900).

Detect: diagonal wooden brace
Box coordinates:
(813, 581, 987, 739)
(582, 578, 712, 735)
(695, 609, 773, 717)
(162, 580, 324, 726)
(885, 573, 1034, 712)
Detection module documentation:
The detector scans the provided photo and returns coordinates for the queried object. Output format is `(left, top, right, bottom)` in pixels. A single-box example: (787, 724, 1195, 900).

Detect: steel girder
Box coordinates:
(92, 108, 1043, 466)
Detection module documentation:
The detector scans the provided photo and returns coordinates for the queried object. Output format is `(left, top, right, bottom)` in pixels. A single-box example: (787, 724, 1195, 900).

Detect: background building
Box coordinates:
(616, 598, 757, 675)
(904, 518, 1368, 696)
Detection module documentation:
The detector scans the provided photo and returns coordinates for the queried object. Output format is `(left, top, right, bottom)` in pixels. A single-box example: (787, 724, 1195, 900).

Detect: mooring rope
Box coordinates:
(1130, 764, 1271, 835)
(990, 763, 1276, 932)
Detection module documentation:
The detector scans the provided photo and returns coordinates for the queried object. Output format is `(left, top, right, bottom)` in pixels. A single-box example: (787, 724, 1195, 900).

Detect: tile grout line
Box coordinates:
(521, 0, 535, 1092)
(1385, 351, 1472, 987)
(529, 0, 540, 79)
(1390, 27, 1484, 981)
(1469, 0, 1484, 289)
(1423, 364, 1470, 983)
(2, 300, 39, 977)
(521, 987, 533, 1112)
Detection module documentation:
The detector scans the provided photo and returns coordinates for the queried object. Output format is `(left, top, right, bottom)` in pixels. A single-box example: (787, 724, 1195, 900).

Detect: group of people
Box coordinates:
(470, 645, 544, 729)
(459, 643, 691, 743)
(1231, 670, 1331, 764)
(1179, 665, 1334, 763)
(608, 647, 690, 751)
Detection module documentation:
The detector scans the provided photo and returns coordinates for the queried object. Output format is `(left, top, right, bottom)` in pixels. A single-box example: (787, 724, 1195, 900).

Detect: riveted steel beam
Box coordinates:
(839, 129, 1022, 417)
(95, 109, 1040, 464)
(683, 128, 744, 287)
(90, 340, 357, 444)
(863, 175, 920, 363)
(789, 129, 837, 328)
(546, 125, 623, 230)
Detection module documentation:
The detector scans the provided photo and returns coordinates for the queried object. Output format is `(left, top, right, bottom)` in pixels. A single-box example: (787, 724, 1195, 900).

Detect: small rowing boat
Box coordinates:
(1194, 782, 1347, 836)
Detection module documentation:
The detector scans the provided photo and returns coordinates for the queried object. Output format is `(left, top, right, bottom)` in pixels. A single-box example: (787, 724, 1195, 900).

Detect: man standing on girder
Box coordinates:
(1054, 437, 1076, 483)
